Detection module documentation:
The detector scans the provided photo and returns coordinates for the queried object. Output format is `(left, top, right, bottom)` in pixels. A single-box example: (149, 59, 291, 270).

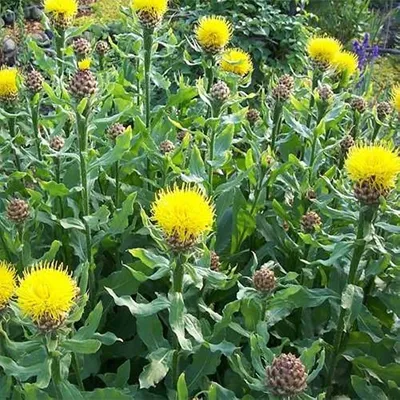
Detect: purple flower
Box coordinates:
(353, 32, 379, 75)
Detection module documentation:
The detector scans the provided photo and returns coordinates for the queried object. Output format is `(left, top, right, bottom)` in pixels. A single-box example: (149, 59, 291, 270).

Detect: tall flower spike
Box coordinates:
(152, 185, 215, 251)
(0, 68, 18, 102)
(345, 143, 400, 205)
(44, 0, 78, 29)
(16, 261, 79, 331)
(307, 36, 342, 68)
(331, 51, 358, 76)
(220, 48, 253, 76)
(0, 262, 17, 311)
(195, 16, 233, 55)
(392, 86, 400, 114)
(132, 0, 168, 29)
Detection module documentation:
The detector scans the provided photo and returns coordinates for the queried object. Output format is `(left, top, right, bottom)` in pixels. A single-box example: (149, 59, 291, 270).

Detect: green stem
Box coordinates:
(208, 127, 217, 191)
(325, 206, 375, 399)
(115, 161, 120, 209)
(206, 56, 215, 93)
(55, 28, 66, 76)
(8, 116, 21, 171)
(143, 29, 153, 129)
(31, 100, 42, 161)
(172, 350, 180, 387)
(310, 132, 318, 168)
(371, 120, 381, 142)
(351, 111, 360, 139)
(173, 254, 184, 293)
(72, 353, 85, 391)
(306, 70, 319, 128)
(99, 55, 105, 70)
(271, 101, 283, 153)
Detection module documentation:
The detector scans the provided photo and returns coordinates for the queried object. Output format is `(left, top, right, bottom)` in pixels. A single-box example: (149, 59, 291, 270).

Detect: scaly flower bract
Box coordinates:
(0, 262, 16, 310)
(345, 143, 400, 190)
(152, 185, 214, 244)
(307, 37, 342, 65)
(331, 51, 358, 76)
(195, 16, 233, 53)
(16, 261, 78, 324)
(132, 0, 168, 16)
(220, 48, 253, 76)
(392, 86, 400, 113)
(44, 0, 78, 19)
(0, 68, 18, 100)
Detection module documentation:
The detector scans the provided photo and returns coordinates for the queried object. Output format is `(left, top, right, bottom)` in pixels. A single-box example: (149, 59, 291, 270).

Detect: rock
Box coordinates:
(3, 10, 15, 26)
(31, 32, 51, 48)
(44, 29, 54, 40)
(24, 6, 32, 20)
(31, 6, 43, 21)
(3, 38, 16, 54)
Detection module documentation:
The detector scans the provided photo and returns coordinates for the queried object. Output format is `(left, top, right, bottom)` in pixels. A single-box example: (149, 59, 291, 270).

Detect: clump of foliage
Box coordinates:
(0, 1, 400, 399)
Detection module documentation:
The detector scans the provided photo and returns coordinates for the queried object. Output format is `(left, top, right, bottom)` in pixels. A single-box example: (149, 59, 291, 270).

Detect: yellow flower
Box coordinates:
(0, 262, 16, 310)
(44, 0, 78, 19)
(0, 68, 18, 100)
(16, 261, 78, 324)
(78, 59, 91, 70)
(392, 86, 400, 113)
(345, 143, 400, 190)
(195, 15, 233, 53)
(307, 36, 342, 65)
(220, 48, 253, 76)
(132, 0, 168, 17)
(152, 185, 214, 245)
(331, 51, 358, 76)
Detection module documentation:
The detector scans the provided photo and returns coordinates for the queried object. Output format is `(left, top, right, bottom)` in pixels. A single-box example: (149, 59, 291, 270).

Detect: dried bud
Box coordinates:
(166, 233, 196, 252)
(108, 123, 126, 140)
(376, 101, 392, 121)
(266, 353, 307, 396)
(253, 266, 276, 292)
(177, 131, 190, 142)
(301, 211, 321, 233)
(50, 136, 65, 151)
(72, 38, 92, 56)
(272, 84, 291, 102)
(306, 189, 317, 201)
(354, 178, 388, 205)
(160, 140, 175, 155)
(210, 81, 230, 102)
(96, 40, 110, 56)
(246, 108, 260, 125)
(350, 97, 367, 113)
(69, 67, 97, 98)
(25, 69, 44, 94)
(7, 198, 29, 224)
(137, 10, 162, 30)
(340, 135, 355, 155)
(210, 251, 221, 271)
(278, 74, 294, 91)
(317, 84, 333, 102)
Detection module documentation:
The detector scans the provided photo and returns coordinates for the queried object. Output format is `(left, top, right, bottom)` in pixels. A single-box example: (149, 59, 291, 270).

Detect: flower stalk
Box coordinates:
(7, 113, 21, 171)
(271, 101, 283, 152)
(143, 28, 153, 129)
(306, 70, 320, 128)
(55, 28, 66, 75)
(30, 99, 42, 161)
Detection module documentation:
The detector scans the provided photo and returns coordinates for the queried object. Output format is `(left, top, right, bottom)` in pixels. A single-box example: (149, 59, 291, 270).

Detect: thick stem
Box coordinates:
(325, 207, 375, 399)
(208, 127, 217, 191)
(306, 70, 319, 128)
(271, 101, 283, 152)
(206, 56, 215, 93)
(351, 111, 360, 139)
(173, 255, 184, 293)
(55, 28, 66, 76)
(115, 161, 120, 209)
(143, 29, 153, 129)
(72, 353, 85, 391)
(310, 131, 318, 168)
(8, 116, 21, 171)
(371, 120, 381, 142)
(31, 101, 42, 161)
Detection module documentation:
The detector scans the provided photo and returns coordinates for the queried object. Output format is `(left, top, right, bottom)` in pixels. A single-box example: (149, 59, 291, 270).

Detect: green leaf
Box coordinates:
(75, 302, 102, 340)
(84, 205, 110, 231)
(106, 288, 170, 316)
(188, 145, 206, 180)
(61, 339, 102, 354)
(139, 348, 174, 389)
(60, 218, 86, 231)
(177, 373, 189, 400)
(58, 382, 85, 400)
(208, 383, 239, 400)
(109, 192, 137, 235)
(169, 293, 192, 351)
(84, 388, 133, 400)
(352, 356, 400, 385)
(351, 375, 388, 400)
(40, 181, 70, 197)
(128, 248, 169, 270)
(342, 284, 364, 331)
(137, 315, 169, 351)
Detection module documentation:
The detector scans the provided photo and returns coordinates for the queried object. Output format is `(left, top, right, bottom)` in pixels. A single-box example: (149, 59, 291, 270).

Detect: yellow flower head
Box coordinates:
(195, 16, 233, 53)
(16, 261, 78, 324)
(44, 0, 78, 19)
(0, 68, 18, 100)
(345, 143, 400, 190)
(132, 0, 168, 17)
(220, 48, 253, 76)
(331, 51, 358, 76)
(0, 262, 16, 310)
(152, 185, 215, 244)
(392, 86, 400, 113)
(78, 59, 91, 70)
(307, 36, 342, 65)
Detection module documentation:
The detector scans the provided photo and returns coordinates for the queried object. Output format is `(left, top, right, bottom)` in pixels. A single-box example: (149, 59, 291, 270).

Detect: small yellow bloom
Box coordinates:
(307, 36, 342, 65)
(195, 15, 233, 54)
(78, 59, 91, 70)
(331, 51, 358, 76)
(152, 185, 214, 244)
(132, 0, 168, 17)
(392, 86, 400, 113)
(44, 0, 78, 19)
(16, 261, 78, 324)
(345, 143, 400, 190)
(220, 48, 253, 76)
(0, 68, 18, 100)
(0, 262, 16, 310)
